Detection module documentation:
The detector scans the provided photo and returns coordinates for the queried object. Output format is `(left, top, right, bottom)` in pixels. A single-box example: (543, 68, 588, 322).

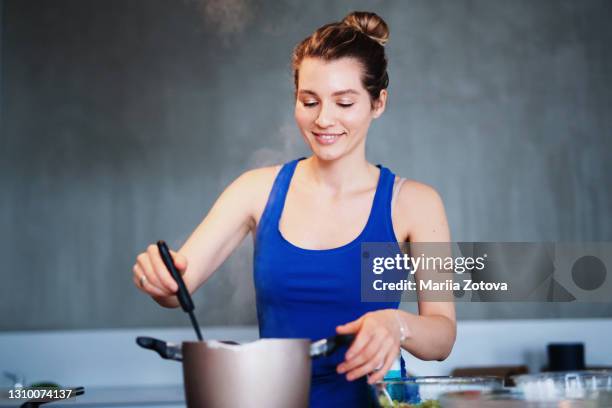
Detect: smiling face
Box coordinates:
(294, 57, 386, 162)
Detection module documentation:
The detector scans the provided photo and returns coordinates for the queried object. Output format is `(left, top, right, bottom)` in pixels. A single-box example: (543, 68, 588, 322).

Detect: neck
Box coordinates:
(302, 153, 377, 194)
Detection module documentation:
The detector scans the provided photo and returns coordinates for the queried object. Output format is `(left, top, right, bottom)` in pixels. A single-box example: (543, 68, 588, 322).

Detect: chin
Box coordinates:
(312, 148, 343, 162)
(304, 138, 340, 161)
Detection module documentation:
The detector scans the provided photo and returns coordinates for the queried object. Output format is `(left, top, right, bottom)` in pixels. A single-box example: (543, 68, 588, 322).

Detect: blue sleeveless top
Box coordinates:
(254, 157, 402, 408)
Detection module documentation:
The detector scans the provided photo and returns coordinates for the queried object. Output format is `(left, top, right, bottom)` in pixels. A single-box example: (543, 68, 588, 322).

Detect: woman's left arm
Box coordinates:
(397, 181, 456, 360)
(336, 182, 456, 383)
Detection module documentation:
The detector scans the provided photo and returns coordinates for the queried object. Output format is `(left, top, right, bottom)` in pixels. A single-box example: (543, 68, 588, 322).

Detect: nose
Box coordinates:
(314, 102, 335, 128)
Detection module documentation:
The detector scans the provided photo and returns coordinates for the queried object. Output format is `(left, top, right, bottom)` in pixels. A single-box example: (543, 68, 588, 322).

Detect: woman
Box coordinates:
(133, 11, 456, 407)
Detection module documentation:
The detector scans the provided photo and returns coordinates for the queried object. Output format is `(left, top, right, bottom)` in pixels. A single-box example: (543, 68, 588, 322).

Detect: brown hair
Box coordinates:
(292, 11, 390, 107)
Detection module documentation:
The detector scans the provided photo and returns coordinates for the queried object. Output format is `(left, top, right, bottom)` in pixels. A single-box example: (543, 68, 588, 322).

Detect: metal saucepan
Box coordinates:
(136, 334, 354, 408)
(139, 242, 354, 406)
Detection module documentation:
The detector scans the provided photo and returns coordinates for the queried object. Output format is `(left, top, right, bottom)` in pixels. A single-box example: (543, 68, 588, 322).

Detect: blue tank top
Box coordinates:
(254, 157, 403, 408)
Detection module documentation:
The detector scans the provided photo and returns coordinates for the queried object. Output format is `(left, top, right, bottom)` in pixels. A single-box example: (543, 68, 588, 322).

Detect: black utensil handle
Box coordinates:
(157, 240, 193, 313)
(188, 310, 203, 341)
(313, 334, 356, 358)
(136, 336, 182, 361)
(327, 334, 356, 356)
(332, 334, 355, 347)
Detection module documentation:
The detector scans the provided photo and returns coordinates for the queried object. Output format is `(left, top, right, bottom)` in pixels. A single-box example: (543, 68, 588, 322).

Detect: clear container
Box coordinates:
(439, 388, 612, 407)
(512, 370, 612, 402)
(371, 376, 504, 407)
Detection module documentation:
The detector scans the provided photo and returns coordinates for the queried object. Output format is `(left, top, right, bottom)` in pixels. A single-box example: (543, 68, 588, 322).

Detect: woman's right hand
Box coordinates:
(132, 244, 189, 303)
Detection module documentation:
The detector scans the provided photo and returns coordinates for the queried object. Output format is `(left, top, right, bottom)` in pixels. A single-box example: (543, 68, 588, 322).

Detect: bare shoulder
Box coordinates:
(393, 178, 449, 241)
(233, 164, 283, 223)
(236, 164, 282, 191)
(396, 179, 445, 210)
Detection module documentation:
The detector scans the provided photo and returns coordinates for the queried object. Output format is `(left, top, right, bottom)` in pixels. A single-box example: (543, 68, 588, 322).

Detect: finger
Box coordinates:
(132, 263, 148, 291)
(170, 250, 188, 272)
(344, 335, 386, 380)
(139, 278, 170, 298)
(336, 316, 363, 334)
(133, 264, 168, 297)
(338, 330, 383, 374)
(347, 337, 394, 382)
(137, 253, 173, 295)
(147, 245, 179, 293)
(367, 342, 398, 384)
(343, 317, 376, 359)
(346, 353, 384, 381)
(132, 265, 145, 292)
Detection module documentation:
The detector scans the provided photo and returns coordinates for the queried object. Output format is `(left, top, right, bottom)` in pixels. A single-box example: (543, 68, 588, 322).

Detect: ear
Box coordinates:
(372, 89, 387, 119)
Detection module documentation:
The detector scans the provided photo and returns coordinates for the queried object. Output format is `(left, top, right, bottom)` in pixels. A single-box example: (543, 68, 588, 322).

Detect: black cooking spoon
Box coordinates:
(157, 240, 203, 341)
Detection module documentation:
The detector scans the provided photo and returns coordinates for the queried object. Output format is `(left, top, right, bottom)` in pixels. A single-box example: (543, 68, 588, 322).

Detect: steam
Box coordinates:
(224, 237, 257, 323)
(247, 120, 305, 168)
(189, 0, 253, 36)
(222, 120, 305, 324)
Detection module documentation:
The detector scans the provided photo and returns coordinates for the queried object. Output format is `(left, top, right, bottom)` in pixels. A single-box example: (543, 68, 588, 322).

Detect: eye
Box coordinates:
(301, 100, 353, 108)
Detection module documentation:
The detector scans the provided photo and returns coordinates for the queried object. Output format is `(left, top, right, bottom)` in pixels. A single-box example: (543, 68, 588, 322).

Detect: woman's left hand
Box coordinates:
(335, 309, 402, 384)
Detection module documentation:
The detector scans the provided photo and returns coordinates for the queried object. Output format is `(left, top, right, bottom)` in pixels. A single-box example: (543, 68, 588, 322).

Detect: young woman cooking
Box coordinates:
(132, 11, 456, 407)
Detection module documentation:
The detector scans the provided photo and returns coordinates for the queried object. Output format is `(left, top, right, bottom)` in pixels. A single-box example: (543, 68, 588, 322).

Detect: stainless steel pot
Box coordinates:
(136, 334, 353, 408)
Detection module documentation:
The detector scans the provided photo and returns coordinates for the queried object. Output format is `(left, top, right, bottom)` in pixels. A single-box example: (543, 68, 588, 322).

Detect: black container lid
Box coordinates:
(547, 342, 585, 372)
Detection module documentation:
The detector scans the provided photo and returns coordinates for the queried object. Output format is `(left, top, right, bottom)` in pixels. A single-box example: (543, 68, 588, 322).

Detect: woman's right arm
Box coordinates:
(132, 168, 272, 308)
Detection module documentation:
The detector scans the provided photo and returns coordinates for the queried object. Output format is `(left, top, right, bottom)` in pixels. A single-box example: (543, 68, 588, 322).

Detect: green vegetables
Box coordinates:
(413, 401, 441, 408)
(377, 396, 441, 408)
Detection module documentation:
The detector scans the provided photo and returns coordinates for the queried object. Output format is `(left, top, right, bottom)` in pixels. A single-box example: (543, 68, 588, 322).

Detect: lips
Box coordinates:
(312, 132, 344, 145)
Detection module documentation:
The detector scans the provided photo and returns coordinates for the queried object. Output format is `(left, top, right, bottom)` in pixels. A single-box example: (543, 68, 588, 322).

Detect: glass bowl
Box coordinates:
(512, 370, 612, 402)
(440, 388, 612, 407)
(371, 376, 504, 407)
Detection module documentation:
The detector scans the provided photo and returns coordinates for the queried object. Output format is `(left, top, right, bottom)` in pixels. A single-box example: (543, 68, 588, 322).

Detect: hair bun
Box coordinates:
(342, 11, 389, 46)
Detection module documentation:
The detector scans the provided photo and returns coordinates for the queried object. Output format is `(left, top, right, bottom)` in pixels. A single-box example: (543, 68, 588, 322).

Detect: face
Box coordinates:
(294, 57, 386, 162)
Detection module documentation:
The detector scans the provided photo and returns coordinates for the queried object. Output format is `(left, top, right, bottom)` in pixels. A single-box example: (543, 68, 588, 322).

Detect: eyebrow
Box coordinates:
(298, 89, 360, 97)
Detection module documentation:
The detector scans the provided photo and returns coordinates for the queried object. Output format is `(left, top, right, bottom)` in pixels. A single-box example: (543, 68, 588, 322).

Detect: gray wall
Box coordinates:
(1, 0, 611, 331)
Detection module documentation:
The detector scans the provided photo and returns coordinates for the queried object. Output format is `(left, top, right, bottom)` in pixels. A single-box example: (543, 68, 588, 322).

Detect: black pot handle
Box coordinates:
(310, 334, 356, 358)
(136, 336, 183, 361)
